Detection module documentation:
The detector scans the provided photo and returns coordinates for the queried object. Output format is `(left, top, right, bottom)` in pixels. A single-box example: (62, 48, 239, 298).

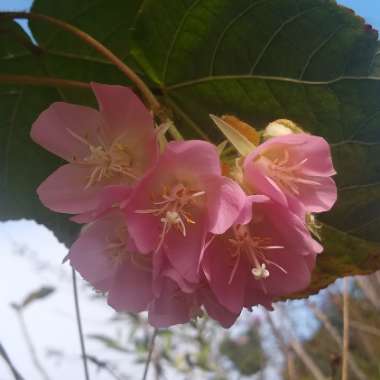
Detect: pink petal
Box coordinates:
(123, 181, 162, 254)
(199, 287, 239, 328)
(68, 213, 120, 291)
(91, 82, 154, 140)
(31, 102, 102, 162)
(71, 185, 132, 223)
(297, 176, 337, 213)
(148, 279, 198, 328)
(164, 217, 207, 284)
(243, 157, 288, 206)
(37, 164, 102, 214)
(202, 237, 248, 313)
(162, 140, 222, 178)
(286, 134, 336, 177)
(255, 200, 322, 256)
(244, 282, 273, 310)
(204, 175, 247, 234)
(236, 195, 269, 225)
(107, 258, 153, 313)
(256, 250, 312, 296)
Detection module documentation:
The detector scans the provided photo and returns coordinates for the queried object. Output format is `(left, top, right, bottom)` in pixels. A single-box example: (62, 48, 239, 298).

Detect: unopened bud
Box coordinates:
(263, 119, 302, 139)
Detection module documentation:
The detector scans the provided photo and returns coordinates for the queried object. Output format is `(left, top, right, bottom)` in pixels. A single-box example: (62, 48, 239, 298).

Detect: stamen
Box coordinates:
(259, 150, 314, 196)
(227, 223, 287, 284)
(135, 183, 205, 252)
(67, 128, 136, 188)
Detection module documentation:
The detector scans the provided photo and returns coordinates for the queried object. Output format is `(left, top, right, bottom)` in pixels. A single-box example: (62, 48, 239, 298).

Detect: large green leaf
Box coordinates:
(0, 0, 379, 295)
(130, 0, 380, 292)
(30, 0, 147, 85)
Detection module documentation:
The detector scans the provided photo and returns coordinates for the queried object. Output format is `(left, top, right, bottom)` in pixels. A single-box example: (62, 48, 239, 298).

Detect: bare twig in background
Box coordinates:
(86, 354, 125, 380)
(72, 269, 90, 380)
(142, 328, 158, 380)
(375, 271, 380, 287)
(350, 320, 380, 338)
(0, 342, 25, 380)
(308, 302, 366, 380)
(14, 309, 51, 380)
(265, 311, 328, 380)
(264, 310, 296, 380)
(356, 277, 380, 310)
(342, 278, 349, 380)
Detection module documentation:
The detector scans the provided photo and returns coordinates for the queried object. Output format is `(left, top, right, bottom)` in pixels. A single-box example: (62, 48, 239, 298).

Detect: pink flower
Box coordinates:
(31, 83, 158, 216)
(149, 273, 239, 328)
(69, 210, 239, 327)
(68, 210, 154, 313)
(123, 140, 247, 284)
(243, 134, 337, 216)
(201, 196, 321, 314)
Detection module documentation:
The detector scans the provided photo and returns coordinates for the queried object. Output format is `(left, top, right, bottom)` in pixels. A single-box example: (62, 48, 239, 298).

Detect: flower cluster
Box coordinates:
(31, 83, 337, 328)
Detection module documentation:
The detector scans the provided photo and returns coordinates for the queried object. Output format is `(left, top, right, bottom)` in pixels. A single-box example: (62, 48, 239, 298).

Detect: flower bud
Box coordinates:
(263, 119, 302, 139)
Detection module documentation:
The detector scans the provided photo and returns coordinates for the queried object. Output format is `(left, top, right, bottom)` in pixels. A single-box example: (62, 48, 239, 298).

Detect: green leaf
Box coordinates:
(130, 0, 380, 292)
(11, 285, 55, 310)
(30, 0, 149, 87)
(87, 334, 129, 353)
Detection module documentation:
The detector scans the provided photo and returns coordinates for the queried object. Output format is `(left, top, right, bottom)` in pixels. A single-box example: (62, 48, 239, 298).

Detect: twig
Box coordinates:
(342, 278, 349, 380)
(0, 12, 163, 119)
(350, 320, 380, 338)
(14, 310, 51, 380)
(308, 302, 366, 380)
(72, 268, 90, 380)
(142, 328, 158, 380)
(266, 310, 328, 380)
(0, 74, 90, 89)
(356, 277, 380, 310)
(0, 342, 25, 380)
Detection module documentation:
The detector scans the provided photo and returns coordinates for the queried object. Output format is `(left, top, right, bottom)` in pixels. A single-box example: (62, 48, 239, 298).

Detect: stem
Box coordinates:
(0, 342, 25, 380)
(72, 268, 90, 380)
(0, 74, 90, 89)
(15, 310, 51, 380)
(142, 328, 158, 380)
(0, 11, 164, 119)
(342, 278, 349, 380)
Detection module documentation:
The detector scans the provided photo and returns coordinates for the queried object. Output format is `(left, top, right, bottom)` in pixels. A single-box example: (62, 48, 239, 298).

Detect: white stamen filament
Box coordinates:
(135, 184, 205, 252)
(67, 128, 136, 188)
(228, 225, 287, 287)
(259, 149, 319, 196)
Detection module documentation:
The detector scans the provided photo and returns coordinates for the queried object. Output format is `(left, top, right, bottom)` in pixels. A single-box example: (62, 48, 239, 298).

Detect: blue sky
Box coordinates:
(1, 0, 380, 32)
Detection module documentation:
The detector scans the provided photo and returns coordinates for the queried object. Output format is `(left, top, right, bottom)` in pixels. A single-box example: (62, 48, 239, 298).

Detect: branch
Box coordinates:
(0, 342, 25, 380)
(266, 310, 328, 380)
(350, 320, 380, 338)
(308, 302, 366, 380)
(72, 269, 90, 380)
(0, 74, 90, 89)
(14, 309, 51, 380)
(142, 328, 158, 380)
(341, 278, 349, 380)
(0, 12, 164, 119)
(356, 277, 380, 310)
